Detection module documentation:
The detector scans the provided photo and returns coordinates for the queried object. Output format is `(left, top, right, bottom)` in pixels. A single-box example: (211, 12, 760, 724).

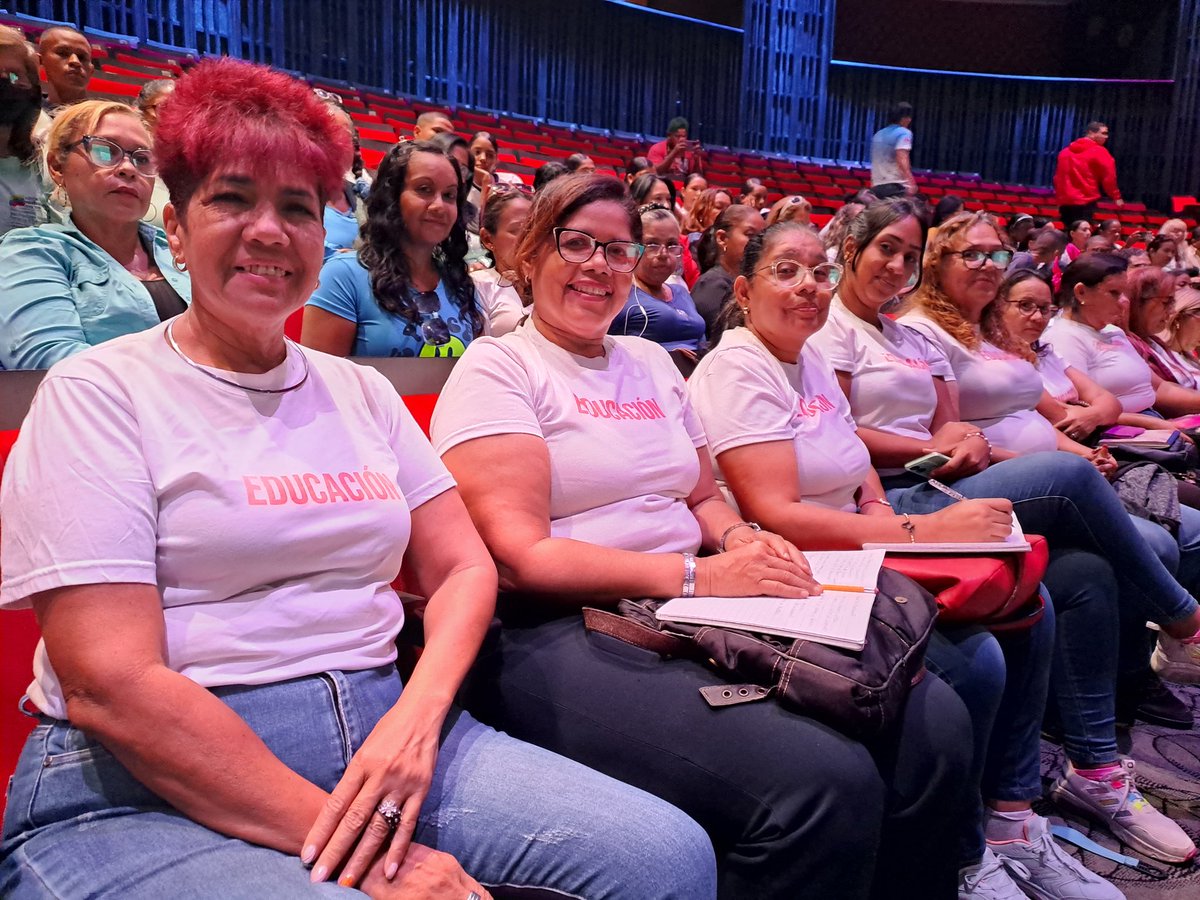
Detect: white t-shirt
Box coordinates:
(902, 313, 1059, 455)
(689, 327, 872, 513)
(0, 155, 47, 236)
(471, 268, 527, 337)
(1, 323, 455, 719)
(1034, 347, 1080, 403)
(1042, 317, 1158, 413)
(808, 297, 953, 474)
(431, 320, 705, 554)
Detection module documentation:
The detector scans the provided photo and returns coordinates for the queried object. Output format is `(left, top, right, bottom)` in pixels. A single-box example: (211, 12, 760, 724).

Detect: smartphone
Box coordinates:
(904, 451, 952, 479)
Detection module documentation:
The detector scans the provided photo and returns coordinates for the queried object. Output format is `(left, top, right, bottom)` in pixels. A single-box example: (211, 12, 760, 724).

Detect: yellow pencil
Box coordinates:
(819, 584, 876, 593)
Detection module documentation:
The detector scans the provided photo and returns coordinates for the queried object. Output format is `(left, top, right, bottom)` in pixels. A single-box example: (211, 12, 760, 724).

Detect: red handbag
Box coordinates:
(882, 535, 1049, 632)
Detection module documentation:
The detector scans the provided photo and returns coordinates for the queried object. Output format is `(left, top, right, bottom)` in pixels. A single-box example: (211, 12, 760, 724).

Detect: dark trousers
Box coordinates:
(462, 612, 974, 899)
(1059, 202, 1097, 227)
(872, 181, 910, 200)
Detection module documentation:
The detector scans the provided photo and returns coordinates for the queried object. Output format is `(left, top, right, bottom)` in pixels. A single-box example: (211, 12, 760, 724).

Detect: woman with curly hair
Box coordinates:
(302, 140, 482, 358)
(681, 186, 732, 237)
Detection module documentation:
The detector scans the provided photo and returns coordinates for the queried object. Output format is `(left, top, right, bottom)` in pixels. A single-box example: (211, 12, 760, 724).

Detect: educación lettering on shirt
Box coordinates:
(574, 393, 667, 420)
(242, 469, 405, 506)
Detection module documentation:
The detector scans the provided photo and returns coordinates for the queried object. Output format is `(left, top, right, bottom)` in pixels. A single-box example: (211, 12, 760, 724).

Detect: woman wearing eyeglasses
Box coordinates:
(302, 140, 481, 358)
(610, 203, 705, 373)
(0, 99, 190, 369)
(809, 201, 1200, 866)
(431, 174, 978, 899)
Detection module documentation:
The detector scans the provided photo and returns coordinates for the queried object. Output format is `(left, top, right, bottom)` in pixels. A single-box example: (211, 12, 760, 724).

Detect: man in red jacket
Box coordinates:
(1054, 121, 1123, 226)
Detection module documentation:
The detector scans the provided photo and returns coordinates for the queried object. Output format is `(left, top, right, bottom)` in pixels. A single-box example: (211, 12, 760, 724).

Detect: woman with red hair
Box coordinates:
(0, 58, 715, 899)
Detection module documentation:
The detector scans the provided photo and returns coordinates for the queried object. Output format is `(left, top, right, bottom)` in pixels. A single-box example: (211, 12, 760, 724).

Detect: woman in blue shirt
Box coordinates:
(0, 100, 190, 370)
(610, 203, 706, 373)
(302, 140, 482, 358)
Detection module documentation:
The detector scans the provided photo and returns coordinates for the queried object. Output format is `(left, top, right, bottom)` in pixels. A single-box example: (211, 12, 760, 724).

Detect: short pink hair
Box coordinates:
(155, 58, 348, 212)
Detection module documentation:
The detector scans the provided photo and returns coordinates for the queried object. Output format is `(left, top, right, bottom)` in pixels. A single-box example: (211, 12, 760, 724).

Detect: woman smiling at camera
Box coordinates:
(686, 221, 1123, 900)
(431, 174, 976, 900)
(0, 60, 717, 900)
(0, 99, 191, 369)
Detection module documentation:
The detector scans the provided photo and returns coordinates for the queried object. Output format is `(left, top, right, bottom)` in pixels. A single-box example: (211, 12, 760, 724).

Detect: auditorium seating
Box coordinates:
(2, 12, 1184, 238)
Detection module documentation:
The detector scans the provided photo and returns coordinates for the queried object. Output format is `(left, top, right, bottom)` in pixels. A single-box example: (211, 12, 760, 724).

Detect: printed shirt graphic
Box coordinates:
(689, 327, 872, 513)
(0, 322, 455, 718)
(307, 252, 477, 357)
(432, 320, 705, 554)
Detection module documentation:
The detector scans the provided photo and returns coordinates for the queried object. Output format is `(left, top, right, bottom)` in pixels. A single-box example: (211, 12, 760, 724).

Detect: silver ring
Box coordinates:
(467, 893, 482, 900)
(376, 797, 402, 831)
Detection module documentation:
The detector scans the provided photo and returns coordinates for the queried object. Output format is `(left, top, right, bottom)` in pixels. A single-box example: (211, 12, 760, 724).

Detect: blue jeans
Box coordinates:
(883, 452, 1198, 627)
(1129, 506, 1200, 597)
(0, 667, 717, 900)
(926, 598, 1054, 865)
(463, 611, 974, 899)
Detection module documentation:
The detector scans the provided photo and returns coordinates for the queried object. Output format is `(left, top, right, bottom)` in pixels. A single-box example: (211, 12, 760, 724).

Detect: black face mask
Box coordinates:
(0, 80, 39, 127)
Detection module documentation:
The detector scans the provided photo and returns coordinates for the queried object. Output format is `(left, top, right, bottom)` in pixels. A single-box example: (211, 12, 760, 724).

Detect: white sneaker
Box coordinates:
(1151, 634, 1200, 685)
(1050, 759, 1197, 864)
(989, 813, 1124, 899)
(959, 848, 1028, 899)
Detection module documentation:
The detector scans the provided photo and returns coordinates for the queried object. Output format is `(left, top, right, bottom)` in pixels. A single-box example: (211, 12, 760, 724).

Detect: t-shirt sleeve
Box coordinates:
(688, 346, 795, 456)
(358, 367, 456, 511)
(897, 319, 956, 380)
(306, 254, 364, 324)
(895, 128, 913, 152)
(814, 315, 857, 373)
(646, 142, 667, 166)
(1, 373, 158, 607)
(1043, 323, 1089, 374)
(430, 338, 542, 455)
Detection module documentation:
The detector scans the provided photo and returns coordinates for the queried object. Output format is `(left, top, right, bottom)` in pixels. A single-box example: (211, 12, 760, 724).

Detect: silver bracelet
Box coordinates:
(682, 552, 697, 598)
(718, 521, 761, 553)
(900, 513, 917, 544)
(859, 498, 892, 511)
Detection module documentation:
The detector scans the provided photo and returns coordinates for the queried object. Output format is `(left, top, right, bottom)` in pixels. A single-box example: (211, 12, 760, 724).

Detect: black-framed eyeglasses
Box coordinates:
(1004, 299, 1053, 318)
(552, 227, 643, 273)
(949, 249, 1013, 269)
(413, 290, 451, 346)
(643, 242, 684, 259)
(752, 259, 843, 288)
(70, 135, 157, 176)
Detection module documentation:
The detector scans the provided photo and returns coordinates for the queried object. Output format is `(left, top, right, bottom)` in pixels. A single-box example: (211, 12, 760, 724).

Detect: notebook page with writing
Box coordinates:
(655, 550, 886, 650)
(863, 512, 1030, 554)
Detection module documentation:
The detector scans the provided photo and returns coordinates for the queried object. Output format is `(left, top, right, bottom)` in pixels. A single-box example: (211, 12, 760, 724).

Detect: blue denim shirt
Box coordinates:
(0, 218, 191, 370)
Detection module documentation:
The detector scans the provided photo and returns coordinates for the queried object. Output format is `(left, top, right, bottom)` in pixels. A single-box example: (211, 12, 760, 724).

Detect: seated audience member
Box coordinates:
(1096, 218, 1123, 250)
(808, 201, 1200, 863)
(1159, 218, 1190, 267)
(738, 177, 768, 211)
(765, 193, 812, 227)
(37, 25, 92, 109)
(534, 159, 569, 192)
(629, 171, 675, 209)
(1148, 235, 1178, 269)
(625, 155, 652, 184)
(1120, 266, 1199, 388)
(1006, 213, 1035, 252)
(135, 78, 177, 229)
(466, 131, 523, 213)
(1157, 286, 1200, 386)
(647, 115, 701, 177)
(931, 195, 965, 229)
(821, 199, 867, 262)
(610, 203, 705, 373)
(0, 99, 190, 369)
(565, 152, 596, 174)
(0, 26, 47, 236)
(472, 183, 532, 336)
(691, 204, 763, 341)
(0, 60, 715, 900)
(1008, 226, 1065, 283)
(1045, 254, 1200, 419)
(688, 222, 1121, 900)
(430, 173, 975, 899)
(1086, 233, 1115, 253)
(678, 171, 707, 220)
(1184, 225, 1200, 270)
(1118, 245, 1152, 269)
(411, 108, 453, 141)
(302, 141, 481, 358)
(430, 130, 487, 257)
(681, 186, 732, 238)
(1060, 219, 1091, 267)
(319, 102, 367, 257)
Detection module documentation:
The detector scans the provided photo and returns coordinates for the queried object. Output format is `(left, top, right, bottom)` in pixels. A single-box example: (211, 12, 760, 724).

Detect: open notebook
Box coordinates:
(654, 550, 886, 651)
(862, 512, 1030, 554)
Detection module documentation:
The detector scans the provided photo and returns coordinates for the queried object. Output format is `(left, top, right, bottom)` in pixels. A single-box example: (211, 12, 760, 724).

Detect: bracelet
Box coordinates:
(963, 430, 992, 457)
(899, 513, 917, 544)
(719, 521, 761, 553)
(682, 552, 697, 598)
(859, 498, 892, 511)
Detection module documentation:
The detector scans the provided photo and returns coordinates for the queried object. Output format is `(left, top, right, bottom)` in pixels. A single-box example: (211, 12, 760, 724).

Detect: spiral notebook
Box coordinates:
(862, 512, 1031, 554)
(654, 550, 886, 650)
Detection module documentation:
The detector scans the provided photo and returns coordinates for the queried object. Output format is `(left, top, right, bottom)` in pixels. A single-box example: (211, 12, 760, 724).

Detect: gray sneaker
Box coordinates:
(989, 813, 1124, 899)
(1151, 633, 1200, 685)
(1050, 759, 1197, 864)
(959, 848, 1028, 899)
